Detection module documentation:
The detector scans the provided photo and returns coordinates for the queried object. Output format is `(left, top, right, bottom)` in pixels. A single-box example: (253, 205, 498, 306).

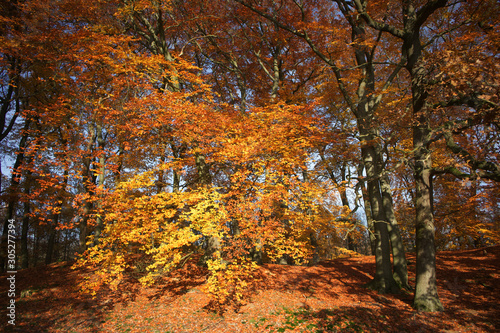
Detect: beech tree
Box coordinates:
(353, 0, 499, 311)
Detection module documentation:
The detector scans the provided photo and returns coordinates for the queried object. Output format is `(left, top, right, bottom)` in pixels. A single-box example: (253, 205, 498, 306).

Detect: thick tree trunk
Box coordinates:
(361, 145, 399, 293)
(380, 174, 410, 289)
(400, 0, 446, 307)
(413, 127, 443, 311)
(409, 57, 444, 311)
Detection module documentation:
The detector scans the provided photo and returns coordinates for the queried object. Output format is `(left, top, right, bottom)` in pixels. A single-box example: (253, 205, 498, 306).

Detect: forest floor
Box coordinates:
(1, 246, 499, 333)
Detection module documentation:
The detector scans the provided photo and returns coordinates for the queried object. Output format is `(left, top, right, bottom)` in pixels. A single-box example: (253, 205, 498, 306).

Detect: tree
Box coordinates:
(354, 0, 500, 311)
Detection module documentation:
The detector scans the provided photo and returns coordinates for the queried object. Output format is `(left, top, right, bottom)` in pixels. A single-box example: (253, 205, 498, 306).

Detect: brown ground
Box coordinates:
(1, 246, 499, 332)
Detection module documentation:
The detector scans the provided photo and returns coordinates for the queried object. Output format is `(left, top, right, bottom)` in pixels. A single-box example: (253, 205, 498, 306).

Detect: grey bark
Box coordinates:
(381, 174, 410, 289)
(358, 162, 376, 254)
(92, 124, 106, 247)
(354, 0, 446, 311)
(20, 169, 31, 269)
(402, 1, 445, 312)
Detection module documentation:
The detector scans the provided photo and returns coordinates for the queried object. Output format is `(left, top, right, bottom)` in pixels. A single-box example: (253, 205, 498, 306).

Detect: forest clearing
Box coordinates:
(1, 246, 499, 332)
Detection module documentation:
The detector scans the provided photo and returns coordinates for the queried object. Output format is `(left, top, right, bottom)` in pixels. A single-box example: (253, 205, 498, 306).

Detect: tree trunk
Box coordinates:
(21, 153, 34, 269)
(45, 222, 57, 265)
(308, 231, 320, 266)
(79, 123, 97, 254)
(409, 54, 444, 311)
(413, 126, 443, 311)
(33, 225, 39, 266)
(362, 145, 399, 293)
(196, 151, 220, 264)
(339, 162, 357, 252)
(78, 212, 89, 254)
(92, 125, 106, 247)
(358, 163, 376, 255)
(20, 197, 30, 269)
(380, 174, 410, 289)
(47, 165, 68, 264)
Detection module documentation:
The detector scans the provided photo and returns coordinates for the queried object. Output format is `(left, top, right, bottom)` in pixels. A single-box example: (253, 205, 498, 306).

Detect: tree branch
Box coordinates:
(352, 0, 404, 38)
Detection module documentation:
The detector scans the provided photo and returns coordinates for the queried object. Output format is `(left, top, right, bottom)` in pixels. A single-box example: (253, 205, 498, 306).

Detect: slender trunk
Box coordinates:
(45, 222, 57, 265)
(78, 212, 89, 254)
(308, 231, 320, 266)
(196, 151, 220, 264)
(79, 123, 97, 253)
(358, 162, 376, 254)
(47, 164, 69, 263)
(350, 16, 403, 292)
(20, 175, 31, 269)
(33, 225, 39, 266)
(63, 231, 69, 261)
(20, 203, 30, 269)
(339, 162, 357, 252)
(92, 125, 106, 247)
(171, 144, 183, 193)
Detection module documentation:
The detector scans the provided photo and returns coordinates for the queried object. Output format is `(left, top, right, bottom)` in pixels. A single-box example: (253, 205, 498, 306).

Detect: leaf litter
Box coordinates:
(1, 246, 499, 332)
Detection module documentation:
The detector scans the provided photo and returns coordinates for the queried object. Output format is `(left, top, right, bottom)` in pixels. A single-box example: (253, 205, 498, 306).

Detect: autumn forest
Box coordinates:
(1, 0, 499, 326)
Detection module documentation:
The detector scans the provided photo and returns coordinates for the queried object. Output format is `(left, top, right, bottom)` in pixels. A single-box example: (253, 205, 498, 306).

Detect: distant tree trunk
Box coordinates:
(63, 231, 69, 261)
(308, 231, 320, 266)
(171, 143, 184, 193)
(338, 162, 357, 252)
(20, 208, 30, 269)
(196, 151, 220, 264)
(20, 176, 31, 269)
(319, 154, 358, 252)
(33, 225, 39, 266)
(78, 203, 91, 254)
(358, 162, 376, 255)
(45, 221, 57, 265)
(92, 125, 106, 247)
(79, 123, 97, 253)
